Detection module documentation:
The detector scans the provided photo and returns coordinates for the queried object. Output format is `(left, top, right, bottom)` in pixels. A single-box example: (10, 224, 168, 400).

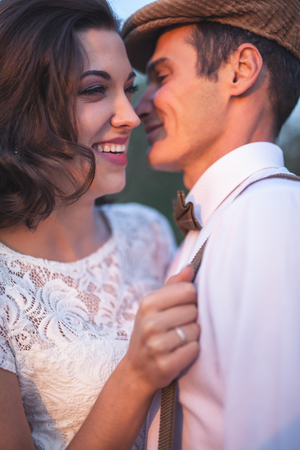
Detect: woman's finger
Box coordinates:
(164, 264, 195, 286)
(139, 281, 197, 316)
(151, 341, 200, 387)
(145, 322, 201, 355)
(141, 303, 198, 338)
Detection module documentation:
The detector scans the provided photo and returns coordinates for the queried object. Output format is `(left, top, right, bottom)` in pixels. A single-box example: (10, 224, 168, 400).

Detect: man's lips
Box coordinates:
(145, 123, 164, 135)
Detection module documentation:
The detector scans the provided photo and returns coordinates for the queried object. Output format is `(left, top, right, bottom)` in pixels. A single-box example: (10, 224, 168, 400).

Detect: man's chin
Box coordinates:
(146, 147, 181, 172)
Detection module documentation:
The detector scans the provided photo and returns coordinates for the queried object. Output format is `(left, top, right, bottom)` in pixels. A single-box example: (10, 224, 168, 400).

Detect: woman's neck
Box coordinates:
(0, 200, 111, 262)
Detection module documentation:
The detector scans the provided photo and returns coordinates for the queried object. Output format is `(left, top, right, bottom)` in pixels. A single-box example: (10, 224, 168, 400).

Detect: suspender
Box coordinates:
(158, 172, 300, 450)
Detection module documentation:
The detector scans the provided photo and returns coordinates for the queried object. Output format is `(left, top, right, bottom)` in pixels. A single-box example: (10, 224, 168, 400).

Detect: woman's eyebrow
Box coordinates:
(81, 70, 111, 80)
(127, 71, 136, 81)
(80, 70, 136, 81)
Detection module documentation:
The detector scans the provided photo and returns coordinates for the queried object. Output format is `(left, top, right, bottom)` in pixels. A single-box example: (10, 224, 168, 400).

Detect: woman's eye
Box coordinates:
(78, 84, 108, 96)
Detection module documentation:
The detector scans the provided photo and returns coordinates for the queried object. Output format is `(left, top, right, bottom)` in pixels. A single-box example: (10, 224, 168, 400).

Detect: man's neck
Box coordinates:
(183, 123, 276, 190)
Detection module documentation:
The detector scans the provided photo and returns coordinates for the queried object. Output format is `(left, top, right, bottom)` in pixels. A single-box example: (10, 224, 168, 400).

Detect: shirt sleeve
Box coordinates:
(201, 179, 300, 450)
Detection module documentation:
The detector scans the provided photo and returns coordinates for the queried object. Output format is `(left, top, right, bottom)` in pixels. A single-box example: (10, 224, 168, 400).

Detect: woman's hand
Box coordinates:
(68, 266, 200, 450)
(123, 265, 200, 394)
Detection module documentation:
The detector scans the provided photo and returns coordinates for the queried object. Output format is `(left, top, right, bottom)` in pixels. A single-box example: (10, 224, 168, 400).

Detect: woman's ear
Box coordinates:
(229, 43, 264, 96)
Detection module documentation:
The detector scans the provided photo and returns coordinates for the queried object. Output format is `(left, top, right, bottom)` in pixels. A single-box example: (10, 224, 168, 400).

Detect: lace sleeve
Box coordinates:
(132, 421, 146, 450)
(0, 299, 16, 374)
(141, 205, 177, 283)
(154, 211, 177, 277)
(103, 203, 177, 285)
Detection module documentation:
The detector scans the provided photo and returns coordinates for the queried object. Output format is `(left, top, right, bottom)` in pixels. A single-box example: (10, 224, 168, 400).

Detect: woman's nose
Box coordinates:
(110, 94, 141, 129)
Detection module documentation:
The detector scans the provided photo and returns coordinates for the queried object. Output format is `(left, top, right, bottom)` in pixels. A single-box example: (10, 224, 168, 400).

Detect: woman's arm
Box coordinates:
(0, 368, 34, 450)
(0, 266, 199, 450)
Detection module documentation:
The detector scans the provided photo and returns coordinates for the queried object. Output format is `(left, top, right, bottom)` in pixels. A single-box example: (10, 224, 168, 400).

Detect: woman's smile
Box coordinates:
(92, 135, 128, 165)
(76, 28, 140, 195)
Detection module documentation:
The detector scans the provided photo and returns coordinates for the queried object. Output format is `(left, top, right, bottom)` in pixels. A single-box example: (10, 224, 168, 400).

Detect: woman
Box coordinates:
(0, 0, 200, 448)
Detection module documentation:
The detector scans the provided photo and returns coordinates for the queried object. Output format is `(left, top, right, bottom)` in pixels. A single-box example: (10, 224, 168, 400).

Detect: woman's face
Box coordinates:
(76, 28, 140, 197)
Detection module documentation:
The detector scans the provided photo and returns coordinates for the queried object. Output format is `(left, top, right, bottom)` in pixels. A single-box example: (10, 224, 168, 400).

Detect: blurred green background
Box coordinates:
(107, 75, 300, 244)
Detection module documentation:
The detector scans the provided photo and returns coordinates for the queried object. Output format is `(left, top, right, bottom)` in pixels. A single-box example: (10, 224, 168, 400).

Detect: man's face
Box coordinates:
(135, 25, 228, 189)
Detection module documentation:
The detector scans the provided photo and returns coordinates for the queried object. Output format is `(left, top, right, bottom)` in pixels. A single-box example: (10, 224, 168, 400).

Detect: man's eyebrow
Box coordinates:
(146, 58, 169, 76)
(81, 70, 111, 80)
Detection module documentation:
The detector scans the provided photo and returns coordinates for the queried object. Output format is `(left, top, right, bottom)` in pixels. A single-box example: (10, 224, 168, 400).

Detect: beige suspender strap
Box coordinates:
(235, 173, 300, 197)
(157, 172, 300, 450)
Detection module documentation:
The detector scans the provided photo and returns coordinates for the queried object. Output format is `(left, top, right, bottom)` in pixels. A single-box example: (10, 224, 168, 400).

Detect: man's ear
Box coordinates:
(229, 43, 264, 96)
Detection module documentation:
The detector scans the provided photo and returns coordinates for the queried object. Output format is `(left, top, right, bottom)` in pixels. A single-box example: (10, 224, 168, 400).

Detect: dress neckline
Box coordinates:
(0, 205, 115, 268)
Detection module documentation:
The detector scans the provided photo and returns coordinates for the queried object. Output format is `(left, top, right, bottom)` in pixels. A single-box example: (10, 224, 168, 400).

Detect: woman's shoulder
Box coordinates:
(101, 202, 173, 235)
(100, 202, 177, 259)
(0, 245, 16, 290)
(101, 203, 177, 279)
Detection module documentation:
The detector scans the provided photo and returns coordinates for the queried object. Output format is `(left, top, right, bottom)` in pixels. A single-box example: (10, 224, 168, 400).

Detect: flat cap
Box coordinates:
(122, 0, 300, 73)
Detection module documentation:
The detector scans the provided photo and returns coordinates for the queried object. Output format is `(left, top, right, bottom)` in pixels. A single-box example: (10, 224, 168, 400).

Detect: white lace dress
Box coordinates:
(0, 203, 176, 450)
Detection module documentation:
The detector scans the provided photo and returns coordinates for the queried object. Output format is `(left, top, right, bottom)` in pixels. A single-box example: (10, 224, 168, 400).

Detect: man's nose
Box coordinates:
(134, 86, 154, 121)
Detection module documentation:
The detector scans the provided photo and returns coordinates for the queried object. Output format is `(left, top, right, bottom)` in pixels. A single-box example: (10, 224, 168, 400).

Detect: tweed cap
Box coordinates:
(122, 0, 300, 73)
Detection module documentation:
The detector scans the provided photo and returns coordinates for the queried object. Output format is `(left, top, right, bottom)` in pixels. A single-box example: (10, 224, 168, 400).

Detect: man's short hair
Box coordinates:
(188, 22, 300, 136)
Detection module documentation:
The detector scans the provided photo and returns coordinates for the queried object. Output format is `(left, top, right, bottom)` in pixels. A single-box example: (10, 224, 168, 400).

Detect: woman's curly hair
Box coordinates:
(0, 0, 119, 229)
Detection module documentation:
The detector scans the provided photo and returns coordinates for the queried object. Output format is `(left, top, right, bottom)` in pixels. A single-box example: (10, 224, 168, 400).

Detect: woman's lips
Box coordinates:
(99, 152, 127, 166)
(93, 143, 126, 153)
(92, 142, 127, 166)
(100, 136, 129, 145)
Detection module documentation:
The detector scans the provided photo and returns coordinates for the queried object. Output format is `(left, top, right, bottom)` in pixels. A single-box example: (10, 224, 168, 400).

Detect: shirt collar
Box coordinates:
(186, 142, 284, 227)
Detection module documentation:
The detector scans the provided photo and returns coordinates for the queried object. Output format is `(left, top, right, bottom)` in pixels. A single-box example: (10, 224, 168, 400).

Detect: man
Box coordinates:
(122, 1, 300, 449)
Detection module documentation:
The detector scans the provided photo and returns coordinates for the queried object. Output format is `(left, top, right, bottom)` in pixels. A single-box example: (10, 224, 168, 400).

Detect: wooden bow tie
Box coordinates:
(173, 190, 202, 235)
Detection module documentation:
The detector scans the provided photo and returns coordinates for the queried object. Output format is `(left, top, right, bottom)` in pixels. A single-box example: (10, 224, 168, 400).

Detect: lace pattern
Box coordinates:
(0, 203, 176, 449)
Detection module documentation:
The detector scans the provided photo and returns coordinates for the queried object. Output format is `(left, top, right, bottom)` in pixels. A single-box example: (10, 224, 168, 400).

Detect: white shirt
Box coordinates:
(146, 142, 300, 450)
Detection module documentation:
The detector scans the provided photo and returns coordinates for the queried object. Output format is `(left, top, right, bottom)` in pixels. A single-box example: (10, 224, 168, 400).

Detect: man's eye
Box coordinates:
(157, 74, 168, 84)
(125, 85, 139, 95)
(78, 84, 108, 96)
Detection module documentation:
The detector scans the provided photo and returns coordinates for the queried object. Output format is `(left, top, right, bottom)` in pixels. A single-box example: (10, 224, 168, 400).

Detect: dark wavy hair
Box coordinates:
(0, 0, 119, 229)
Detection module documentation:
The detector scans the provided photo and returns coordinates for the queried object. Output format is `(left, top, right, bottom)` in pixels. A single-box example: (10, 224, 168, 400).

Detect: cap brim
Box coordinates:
(122, 0, 300, 72)
(123, 16, 201, 73)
